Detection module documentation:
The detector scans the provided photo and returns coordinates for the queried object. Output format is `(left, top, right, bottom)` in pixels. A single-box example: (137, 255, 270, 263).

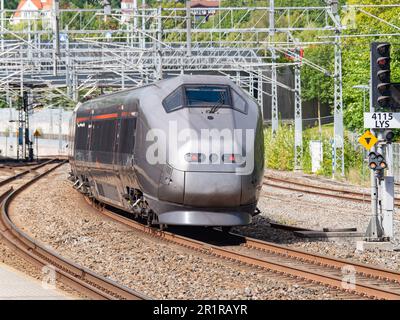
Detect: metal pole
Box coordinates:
(257, 69, 264, 121)
(270, 0, 278, 133)
(58, 107, 62, 154)
(28, 16, 32, 61)
(53, 0, 60, 76)
(141, 0, 146, 50)
(156, 4, 162, 80)
(294, 59, 303, 171)
(133, 0, 138, 46)
(382, 141, 394, 239)
(333, 7, 345, 177)
(186, 1, 192, 57)
(365, 59, 384, 239)
(66, 28, 72, 98)
(73, 66, 78, 103)
(1, 0, 4, 51)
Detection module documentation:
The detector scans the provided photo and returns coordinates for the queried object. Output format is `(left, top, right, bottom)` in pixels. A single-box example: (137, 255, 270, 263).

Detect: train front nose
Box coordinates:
(183, 172, 241, 207)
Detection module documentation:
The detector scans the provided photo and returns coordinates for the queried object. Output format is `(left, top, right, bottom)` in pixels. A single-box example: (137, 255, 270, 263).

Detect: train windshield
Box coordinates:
(185, 86, 231, 107)
(163, 84, 247, 113)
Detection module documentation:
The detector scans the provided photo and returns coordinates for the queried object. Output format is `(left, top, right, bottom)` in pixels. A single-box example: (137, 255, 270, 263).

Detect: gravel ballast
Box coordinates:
(232, 169, 400, 272)
(8, 165, 348, 300)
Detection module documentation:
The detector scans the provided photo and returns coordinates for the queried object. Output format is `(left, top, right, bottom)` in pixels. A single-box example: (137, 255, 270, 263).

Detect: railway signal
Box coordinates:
(362, 42, 397, 243)
(368, 152, 387, 172)
(384, 129, 394, 142)
(371, 42, 392, 111)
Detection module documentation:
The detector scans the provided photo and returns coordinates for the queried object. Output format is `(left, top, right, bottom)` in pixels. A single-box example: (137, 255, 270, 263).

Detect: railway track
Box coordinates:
(264, 175, 400, 206)
(87, 199, 400, 300)
(0, 160, 147, 300)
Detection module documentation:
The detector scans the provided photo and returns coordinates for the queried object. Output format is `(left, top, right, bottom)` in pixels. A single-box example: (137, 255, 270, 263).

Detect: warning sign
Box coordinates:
(359, 130, 378, 150)
(33, 129, 42, 137)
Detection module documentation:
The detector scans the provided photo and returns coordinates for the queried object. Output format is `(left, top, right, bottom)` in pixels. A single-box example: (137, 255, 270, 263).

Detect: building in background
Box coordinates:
(121, 0, 136, 23)
(11, 0, 53, 25)
(191, 0, 220, 20)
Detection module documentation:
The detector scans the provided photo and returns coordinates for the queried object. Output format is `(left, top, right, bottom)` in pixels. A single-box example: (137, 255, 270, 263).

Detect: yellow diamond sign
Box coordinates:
(359, 130, 378, 150)
(33, 129, 42, 138)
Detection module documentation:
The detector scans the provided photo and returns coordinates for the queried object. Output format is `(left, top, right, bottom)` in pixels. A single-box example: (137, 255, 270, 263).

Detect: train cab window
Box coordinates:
(231, 89, 248, 114)
(163, 85, 246, 114)
(163, 87, 183, 112)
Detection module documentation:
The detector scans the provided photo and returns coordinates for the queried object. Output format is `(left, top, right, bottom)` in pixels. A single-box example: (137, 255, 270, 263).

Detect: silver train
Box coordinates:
(68, 75, 264, 227)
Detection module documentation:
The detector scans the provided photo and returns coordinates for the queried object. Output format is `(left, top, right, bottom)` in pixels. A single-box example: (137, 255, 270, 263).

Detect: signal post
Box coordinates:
(359, 42, 396, 249)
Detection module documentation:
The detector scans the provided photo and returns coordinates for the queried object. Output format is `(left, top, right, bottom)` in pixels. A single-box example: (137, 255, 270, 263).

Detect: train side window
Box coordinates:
(119, 118, 137, 155)
(163, 87, 183, 112)
(231, 89, 248, 114)
(91, 119, 117, 163)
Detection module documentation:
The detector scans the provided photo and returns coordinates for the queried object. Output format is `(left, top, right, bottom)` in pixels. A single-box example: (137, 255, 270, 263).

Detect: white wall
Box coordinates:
(0, 108, 72, 137)
(0, 108, 72, 157)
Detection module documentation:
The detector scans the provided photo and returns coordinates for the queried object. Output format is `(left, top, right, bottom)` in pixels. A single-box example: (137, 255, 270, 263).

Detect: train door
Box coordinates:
(74, 103, 92, 163)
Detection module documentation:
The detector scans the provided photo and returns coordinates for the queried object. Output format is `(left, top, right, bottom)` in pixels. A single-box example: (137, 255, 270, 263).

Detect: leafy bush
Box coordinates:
(264, 124, 369, 184)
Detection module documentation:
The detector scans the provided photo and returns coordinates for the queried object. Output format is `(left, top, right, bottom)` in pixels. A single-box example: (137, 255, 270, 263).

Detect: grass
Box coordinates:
(264, 123, 370, 186)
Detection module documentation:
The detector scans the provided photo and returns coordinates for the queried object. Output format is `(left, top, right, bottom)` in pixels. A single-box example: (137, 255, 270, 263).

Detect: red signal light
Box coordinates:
(377, 57, 390, 69)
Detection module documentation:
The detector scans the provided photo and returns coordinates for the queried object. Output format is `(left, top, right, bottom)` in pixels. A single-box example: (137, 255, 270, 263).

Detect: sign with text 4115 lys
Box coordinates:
(364, 112, 400, 129)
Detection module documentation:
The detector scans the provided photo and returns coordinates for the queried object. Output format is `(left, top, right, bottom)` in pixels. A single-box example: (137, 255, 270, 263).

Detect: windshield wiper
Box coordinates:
(208, 92, 225, 114)
(209, 101, 224, 114)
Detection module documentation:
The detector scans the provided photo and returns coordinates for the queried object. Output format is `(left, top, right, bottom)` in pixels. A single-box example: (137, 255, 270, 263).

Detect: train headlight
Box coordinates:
(185, 153, 206, 163)
(209, 153, 219, 163)
(222, 154, 245, 164)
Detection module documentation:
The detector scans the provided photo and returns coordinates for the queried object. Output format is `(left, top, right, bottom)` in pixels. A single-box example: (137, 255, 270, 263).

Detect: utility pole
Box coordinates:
(269, 0, 278, 134)
(52, 0, 60, 76)
(294, 49, 303, 171)
(156, 2, 163, 80)
(1, 0, 4, 52)
(186, 1, 192, 58)
(328, 0, 345, 177)
(141, 0, 146, 50)
(133, 0, 138, 38)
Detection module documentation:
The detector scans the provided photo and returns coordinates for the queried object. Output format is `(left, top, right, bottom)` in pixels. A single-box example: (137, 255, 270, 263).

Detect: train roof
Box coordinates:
(75, 75, 236, 113)
(81, 75, 232, 102)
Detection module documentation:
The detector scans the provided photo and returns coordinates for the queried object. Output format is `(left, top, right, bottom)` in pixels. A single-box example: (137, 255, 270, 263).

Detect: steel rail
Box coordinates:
(87, 199, 400, 300)
(263, 175, 400, 206)
(0, 159, 55, 187)
(0, 161, 148, 300)
(233, 233, 400, 284)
